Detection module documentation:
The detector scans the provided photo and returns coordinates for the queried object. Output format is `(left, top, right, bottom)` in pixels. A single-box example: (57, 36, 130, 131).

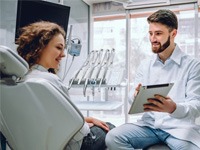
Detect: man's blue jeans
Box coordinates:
(105, 123, 200, 150)
(80, 122, 115, 150)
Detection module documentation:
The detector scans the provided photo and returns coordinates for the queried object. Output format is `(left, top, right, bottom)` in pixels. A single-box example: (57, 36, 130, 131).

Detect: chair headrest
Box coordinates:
(0, 45, 29, 79)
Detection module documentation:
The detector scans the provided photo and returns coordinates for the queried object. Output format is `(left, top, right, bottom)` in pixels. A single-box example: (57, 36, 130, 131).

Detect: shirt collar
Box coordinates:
(31, 64, 48, 72)
(152, 44, 185, 66)
(170, 45, 186, 65)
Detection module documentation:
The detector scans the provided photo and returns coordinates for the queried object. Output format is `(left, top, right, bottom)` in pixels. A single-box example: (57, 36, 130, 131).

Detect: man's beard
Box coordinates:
(151, 36, 170, 54)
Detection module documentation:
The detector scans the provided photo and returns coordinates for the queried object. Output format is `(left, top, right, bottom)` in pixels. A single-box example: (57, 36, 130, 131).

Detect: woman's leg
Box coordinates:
(105, 123, 167, 150)
(80, 122, 115, 150)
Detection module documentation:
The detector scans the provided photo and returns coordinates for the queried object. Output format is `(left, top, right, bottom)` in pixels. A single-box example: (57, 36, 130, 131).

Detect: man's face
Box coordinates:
(148, 23, 172, 54)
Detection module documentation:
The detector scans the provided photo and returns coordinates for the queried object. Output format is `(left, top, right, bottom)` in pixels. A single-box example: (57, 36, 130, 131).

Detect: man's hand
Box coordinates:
(143, 95, 176, 113)
(134, 83, 142, 97)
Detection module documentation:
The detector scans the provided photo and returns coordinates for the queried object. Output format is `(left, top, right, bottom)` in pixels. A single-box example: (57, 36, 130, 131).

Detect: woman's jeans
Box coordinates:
(80, 122, 115, 150)
(105, 123, 200, 150)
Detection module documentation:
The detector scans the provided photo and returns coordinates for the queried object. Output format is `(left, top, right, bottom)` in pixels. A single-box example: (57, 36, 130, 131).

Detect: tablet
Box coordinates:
(128, 83, 174, 114)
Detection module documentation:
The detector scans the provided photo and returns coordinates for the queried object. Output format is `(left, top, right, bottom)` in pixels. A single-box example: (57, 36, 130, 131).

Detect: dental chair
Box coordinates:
(0, 45, 84, 150)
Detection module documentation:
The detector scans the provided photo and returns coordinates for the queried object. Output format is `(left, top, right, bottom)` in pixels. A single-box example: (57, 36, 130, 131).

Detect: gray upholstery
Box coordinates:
(0, 45, 28, 78)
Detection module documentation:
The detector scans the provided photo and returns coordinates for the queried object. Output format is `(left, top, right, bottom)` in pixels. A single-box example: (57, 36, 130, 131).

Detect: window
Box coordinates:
(129, 4, 200, 84)
(93, 17, 126, 68)
(92, 2, 200, 126)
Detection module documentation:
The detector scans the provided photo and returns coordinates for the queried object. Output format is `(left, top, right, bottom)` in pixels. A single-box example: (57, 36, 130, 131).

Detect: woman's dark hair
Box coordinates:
(147, 9, 178, 31)
(16, 21, 66, 73)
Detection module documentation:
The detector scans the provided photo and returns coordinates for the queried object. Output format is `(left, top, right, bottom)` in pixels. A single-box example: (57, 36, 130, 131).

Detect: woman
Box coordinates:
(16, 21, 115, 150)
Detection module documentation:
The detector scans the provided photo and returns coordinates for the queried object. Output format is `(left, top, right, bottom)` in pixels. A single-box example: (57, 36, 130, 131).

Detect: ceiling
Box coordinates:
(82, 0, 200, 8)
(82, 0, 132, 5)
(82, 0, 111, 5)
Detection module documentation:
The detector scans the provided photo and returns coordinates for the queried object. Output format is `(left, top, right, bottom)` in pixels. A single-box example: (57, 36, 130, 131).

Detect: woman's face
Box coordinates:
(37, 34, 65, 69)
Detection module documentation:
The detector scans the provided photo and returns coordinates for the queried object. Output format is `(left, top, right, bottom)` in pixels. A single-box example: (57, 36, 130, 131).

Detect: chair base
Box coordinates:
(0, 132, 6, 150)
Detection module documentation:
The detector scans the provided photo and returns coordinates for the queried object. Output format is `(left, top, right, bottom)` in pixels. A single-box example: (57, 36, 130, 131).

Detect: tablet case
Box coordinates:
(128, 83, 174, 114)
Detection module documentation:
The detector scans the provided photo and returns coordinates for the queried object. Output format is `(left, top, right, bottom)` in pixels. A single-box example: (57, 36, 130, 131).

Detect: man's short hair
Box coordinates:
(147, 9, 178, 31)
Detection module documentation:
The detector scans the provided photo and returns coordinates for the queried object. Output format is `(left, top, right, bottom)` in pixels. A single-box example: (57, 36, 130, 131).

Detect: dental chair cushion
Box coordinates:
(0, 45, 28, 78)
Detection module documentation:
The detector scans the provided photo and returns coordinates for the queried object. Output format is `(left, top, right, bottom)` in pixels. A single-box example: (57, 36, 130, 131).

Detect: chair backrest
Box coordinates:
(0, 45, 84, 150)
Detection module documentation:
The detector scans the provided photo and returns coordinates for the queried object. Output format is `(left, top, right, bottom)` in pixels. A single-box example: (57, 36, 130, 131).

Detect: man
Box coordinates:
(105, 9, 200, 150)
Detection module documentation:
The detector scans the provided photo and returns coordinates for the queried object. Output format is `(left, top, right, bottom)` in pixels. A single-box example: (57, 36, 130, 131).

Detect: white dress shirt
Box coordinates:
(129, 44, 200, 147)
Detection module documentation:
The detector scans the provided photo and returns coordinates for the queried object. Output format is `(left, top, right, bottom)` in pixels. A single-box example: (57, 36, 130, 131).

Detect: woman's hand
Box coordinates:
(85, 117, 110, 131)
